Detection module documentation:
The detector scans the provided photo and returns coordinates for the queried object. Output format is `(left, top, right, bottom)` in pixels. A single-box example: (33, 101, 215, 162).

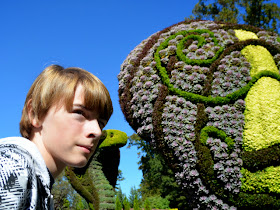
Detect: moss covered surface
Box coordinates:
(99, 129, 128, 149)
(65, 166, 99, 210)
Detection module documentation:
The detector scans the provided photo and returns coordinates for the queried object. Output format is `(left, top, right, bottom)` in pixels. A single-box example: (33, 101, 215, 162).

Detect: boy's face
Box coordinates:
(38, 84, 105, 169)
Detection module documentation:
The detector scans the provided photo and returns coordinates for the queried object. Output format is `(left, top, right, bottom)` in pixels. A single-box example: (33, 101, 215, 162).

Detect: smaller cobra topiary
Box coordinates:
(65, 130, 128, 210)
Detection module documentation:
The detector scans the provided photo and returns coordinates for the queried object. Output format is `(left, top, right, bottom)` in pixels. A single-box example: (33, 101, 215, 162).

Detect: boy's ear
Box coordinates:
(27, 99, 42, 128)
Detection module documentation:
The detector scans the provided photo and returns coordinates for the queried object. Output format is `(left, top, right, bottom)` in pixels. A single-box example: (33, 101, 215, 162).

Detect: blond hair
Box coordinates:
(20, 65, 113, 139)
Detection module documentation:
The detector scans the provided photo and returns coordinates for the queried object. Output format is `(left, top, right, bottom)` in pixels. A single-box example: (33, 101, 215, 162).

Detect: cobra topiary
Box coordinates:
(65, 130, 128, 210)
(118, 20, 280, 209)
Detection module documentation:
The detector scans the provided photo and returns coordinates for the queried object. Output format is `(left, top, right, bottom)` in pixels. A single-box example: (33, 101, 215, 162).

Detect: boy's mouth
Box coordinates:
(77, 145, 92, 153)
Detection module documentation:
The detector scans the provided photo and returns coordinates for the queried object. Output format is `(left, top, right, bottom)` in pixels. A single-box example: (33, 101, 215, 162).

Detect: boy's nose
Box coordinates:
(86, 119, 102, 139)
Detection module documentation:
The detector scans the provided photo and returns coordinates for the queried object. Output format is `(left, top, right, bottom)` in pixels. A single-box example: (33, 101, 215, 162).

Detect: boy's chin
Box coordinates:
(69, 159, 88, 168)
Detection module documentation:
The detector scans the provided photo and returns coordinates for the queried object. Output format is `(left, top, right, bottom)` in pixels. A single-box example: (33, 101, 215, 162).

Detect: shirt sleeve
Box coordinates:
(0, 146, 36, 209)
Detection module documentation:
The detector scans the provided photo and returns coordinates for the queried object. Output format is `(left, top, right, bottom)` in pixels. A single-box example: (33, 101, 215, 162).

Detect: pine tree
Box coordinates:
(129, 186, 140, 207)
(123, 196, 130, 210)
(144, 199, 151, 210)
(116, 188, 125, 209)
(133, 195, 140, 210)
(115, 195, 122, 210)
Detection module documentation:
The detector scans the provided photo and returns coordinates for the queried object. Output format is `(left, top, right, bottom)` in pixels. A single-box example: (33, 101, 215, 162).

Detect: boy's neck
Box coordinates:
(30, 132, 65, 179)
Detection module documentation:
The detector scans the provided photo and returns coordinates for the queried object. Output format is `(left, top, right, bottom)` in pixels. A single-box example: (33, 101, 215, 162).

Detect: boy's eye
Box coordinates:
(73, 109, 86, 116)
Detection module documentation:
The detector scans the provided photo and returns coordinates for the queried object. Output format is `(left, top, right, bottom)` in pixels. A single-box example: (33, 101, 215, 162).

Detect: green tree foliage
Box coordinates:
(192, 0, 239, 23)
(128, 134, 188, 208)
(128, 186, 141, 207)
(116, 188, 125, 208)
(123, 196, 131, 210)
(240, 0, 280, 31)
(115, 195, 122, 210)
(139, 153, 188, 208)
(146, 195, 170, 209)
(144, 199, 151, 210)
(133, 195, 140, 210)
(192, 0, 280, 32)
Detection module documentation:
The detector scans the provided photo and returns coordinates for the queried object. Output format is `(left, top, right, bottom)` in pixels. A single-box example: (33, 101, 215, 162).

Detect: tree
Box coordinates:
(128, 134, 188, 208)
(123, 196, 130, 210)
(116, 188, 125, 208)
(146, 195, 170, 209)
(240, 0, 280, 31)
(192, 0, 239, 23)
(144, 199, 151, 210)
(192, 0, 280, 32)
(115, 195, 122, 210)
(133, 195, 140, 210)
(128, 186, 141, 207)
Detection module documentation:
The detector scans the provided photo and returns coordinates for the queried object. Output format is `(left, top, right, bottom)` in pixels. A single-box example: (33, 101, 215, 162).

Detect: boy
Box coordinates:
(0, 65, 113, 209)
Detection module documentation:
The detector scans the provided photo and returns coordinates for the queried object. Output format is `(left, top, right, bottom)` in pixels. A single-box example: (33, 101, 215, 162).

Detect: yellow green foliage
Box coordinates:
(234, 29, 258, 41)
(242, 39, 280, 198)
(241, 166, 280, 194)
(241, 45, 278, 77)
(243, 77, 280, 151)
(99, 129, 128, 149)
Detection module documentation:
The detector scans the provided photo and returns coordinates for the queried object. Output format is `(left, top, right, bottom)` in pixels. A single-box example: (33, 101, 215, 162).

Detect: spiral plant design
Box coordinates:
(118, 20, 280, 209)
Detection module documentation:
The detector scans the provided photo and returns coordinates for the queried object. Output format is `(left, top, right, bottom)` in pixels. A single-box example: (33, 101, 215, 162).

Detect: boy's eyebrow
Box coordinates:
(73, 104, 107, 122)
(73, 104, 87, 109)
(72, 104, 93, 113)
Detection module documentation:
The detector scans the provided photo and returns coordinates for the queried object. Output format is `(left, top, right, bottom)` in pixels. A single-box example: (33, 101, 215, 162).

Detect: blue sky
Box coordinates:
(1, 0, 278, 197)
(0, 0, 197, 196)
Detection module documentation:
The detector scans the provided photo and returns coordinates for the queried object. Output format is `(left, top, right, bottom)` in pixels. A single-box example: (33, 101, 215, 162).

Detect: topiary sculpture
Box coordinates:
(118, 20, 280, 209)
(65, 130, 128, 210)
(97, 129, 128, 188)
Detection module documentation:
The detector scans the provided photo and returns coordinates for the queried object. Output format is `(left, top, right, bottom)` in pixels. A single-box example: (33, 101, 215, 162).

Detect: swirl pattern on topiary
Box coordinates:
(118, 20, 280, 209)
